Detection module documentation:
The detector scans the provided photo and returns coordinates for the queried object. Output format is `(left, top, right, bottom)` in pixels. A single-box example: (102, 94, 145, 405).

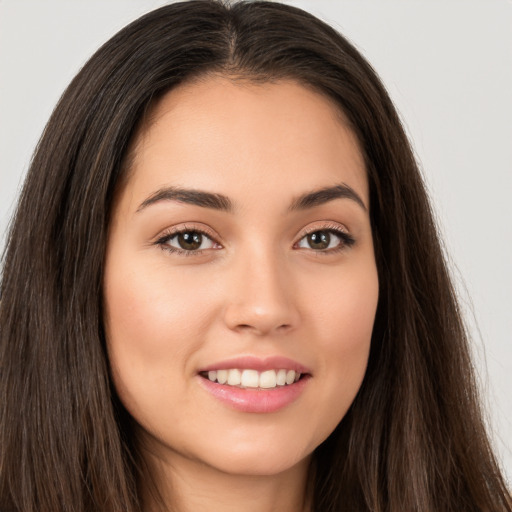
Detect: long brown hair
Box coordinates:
(1, 1, 510, 511)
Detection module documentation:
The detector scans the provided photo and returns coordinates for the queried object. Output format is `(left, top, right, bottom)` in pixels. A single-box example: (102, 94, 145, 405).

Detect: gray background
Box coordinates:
(1, 0, 511, 482)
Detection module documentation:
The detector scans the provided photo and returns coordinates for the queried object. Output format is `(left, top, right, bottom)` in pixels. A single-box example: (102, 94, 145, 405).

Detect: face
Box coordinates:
(103, 76, 379, 477)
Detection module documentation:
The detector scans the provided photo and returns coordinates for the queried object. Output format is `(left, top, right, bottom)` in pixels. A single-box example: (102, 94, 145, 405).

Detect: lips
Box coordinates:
(199, 355, 310, 374)
(197, 356, 311, 413)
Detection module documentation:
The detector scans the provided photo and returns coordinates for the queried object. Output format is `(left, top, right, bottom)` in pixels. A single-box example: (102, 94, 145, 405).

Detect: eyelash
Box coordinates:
(155, 223, 355, 256)
(155, 225, 219, 256)
(296, 224, 356, 255)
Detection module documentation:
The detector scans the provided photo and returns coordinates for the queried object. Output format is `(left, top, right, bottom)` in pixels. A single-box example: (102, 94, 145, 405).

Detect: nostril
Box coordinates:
(223, 299, 300, 335)
(233, 322, 293, 335)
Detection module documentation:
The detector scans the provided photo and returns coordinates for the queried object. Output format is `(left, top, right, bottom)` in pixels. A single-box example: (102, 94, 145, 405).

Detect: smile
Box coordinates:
(197, 356, 311, 413)
(201, 368, 302, 389)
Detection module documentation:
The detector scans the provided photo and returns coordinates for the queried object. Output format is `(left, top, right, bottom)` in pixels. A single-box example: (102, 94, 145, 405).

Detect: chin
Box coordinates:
(201, 445, 312, 477)
(181, 422, 321, 478)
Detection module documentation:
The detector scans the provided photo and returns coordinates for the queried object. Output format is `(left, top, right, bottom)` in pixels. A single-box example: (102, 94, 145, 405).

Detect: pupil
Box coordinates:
(308, 231, 330, 250)
(178, 231, 202, 250)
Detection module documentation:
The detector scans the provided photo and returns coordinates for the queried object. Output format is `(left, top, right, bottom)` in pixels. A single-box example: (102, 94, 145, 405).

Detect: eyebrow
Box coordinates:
(136, 186, 233, 213)
(136, 182, 367, 214)
(289, 183, 367, 212)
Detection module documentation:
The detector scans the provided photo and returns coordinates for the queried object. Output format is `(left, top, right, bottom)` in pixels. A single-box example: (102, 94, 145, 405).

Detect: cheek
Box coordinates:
(104, 266, 179, 364)
(304, 258, 378, 428)
(102, 250, 216, 419)
(309, 256, 378, 354)
(104, 251, 215, 358)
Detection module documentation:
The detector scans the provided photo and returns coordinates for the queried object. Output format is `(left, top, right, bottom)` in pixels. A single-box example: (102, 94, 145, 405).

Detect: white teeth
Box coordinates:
(227, 368, 241, 386)
(217, 369, 228, 384)
(276, 369, 287, 386)
(205, 368, 302, 388)
(259, 370, 277, 389)
(241, 369, 259, 388)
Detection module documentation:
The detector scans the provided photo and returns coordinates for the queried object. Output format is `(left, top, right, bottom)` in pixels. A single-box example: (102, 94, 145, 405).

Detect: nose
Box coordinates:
(223, 250, 300, 336)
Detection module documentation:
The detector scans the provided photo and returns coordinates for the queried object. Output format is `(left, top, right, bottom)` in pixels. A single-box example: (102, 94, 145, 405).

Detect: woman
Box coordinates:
(0, 1, 510, 511)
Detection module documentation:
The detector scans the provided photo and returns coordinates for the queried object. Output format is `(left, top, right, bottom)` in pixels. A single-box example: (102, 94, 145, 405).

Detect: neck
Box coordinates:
(140, 446, 312, 512)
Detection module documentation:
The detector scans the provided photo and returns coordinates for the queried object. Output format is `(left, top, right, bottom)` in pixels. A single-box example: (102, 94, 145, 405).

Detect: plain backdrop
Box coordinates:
(1, 0, 511, 484)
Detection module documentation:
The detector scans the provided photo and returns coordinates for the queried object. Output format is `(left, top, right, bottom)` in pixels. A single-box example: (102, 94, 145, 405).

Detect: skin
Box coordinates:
(104, 76, 379, 512)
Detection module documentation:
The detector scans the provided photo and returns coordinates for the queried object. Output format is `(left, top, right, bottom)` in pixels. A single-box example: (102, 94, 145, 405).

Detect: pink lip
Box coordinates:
(197, 356, 312, 413)
(199, 355, 311, 374)
(198, 374, 310, 413)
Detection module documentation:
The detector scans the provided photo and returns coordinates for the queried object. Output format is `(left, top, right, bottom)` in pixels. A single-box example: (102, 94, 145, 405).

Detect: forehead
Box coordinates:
(120, 76, 368, 212)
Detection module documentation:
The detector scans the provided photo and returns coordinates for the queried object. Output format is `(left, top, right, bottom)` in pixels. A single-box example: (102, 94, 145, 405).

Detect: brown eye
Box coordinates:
(165, 231, 216, 252)
(297, 229, 354, 252)
(177, 232, 202, 250)
(306, 231, 331, 250)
